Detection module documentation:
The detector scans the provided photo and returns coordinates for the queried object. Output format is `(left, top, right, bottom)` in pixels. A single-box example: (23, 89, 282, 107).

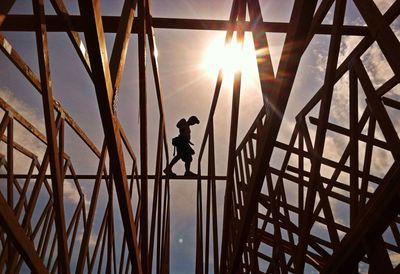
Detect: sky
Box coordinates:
(1, 0, 400, 273)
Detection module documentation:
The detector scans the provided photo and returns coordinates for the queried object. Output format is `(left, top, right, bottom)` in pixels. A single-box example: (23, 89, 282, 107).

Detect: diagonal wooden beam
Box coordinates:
(77, 1, 142, 273)
(110, 0, 137, 93)
(220, 0, 246, 271)
(0, 97, 47, 144)
(247, 0, 275, 109)
(0, 0, 15, 27)
(365, 236, 393, 273)
(305, 0, 335, 47)
(382, 96, 400, 110)
(318, 58, 400, 272)
(321, 160, 400, 273)
(0, 33, 101, 157)
(145, 0, 168, 122)
(75, 141, 107, 274)
(296, 0, 400, 119)
(355, 60, 400, 158)
(206, 0, 240, 270)
(353, 0, 400, 78)
(0, 191, 49, 274)
(49, 0, 92, 77)
(0, 113, 10, 139)
(224, 0, 319, 273)
(198, 0, 239, 162)
(294, 0, 346, 271)
(32, 0, 70, 272)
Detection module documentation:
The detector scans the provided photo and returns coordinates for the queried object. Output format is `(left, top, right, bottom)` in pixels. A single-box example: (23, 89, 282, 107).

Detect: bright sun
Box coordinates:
(202, 36, 256, 79)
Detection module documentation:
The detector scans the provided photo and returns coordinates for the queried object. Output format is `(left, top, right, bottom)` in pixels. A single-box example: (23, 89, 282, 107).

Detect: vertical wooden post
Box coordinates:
(138, 0, 149, 273)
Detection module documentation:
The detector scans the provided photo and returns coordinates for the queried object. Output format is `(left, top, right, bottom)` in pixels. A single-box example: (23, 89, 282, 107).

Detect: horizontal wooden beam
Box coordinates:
(308, 116, 389, 150)
(0, 174, 228, 180)
(1, 15, 369, 35)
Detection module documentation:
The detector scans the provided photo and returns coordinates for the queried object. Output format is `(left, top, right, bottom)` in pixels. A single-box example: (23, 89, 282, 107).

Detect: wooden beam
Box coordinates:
(1, 14, 370, 35)
(0, 0, 15, 27)
(225, 0, 319, 272)
(138, 0, 149, 272)
(49, 0, 92, 77)
(110, 0, 137, 93)
(0, 34, 101, 157)
(0, 174, 229, 180)
(321, 161, 400, 273)
(353, 0, 400, 78)
(77, 1, 142, 273)
(296, 0, 400, 119)
(32, 0, 70, 272)
(75, 142, 107, 274)
(295, 1, 347, 269)
(0, 191, 49, 274)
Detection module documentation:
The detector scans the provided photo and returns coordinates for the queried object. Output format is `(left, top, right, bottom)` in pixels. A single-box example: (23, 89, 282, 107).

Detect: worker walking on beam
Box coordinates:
(164, 116, 200, 176)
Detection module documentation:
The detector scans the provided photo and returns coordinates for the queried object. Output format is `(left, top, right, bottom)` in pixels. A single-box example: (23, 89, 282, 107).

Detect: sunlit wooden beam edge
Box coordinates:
(49, 0, 92, 78)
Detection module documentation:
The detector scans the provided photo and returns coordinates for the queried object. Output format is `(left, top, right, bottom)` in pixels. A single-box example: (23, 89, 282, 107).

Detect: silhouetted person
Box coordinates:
(164, 116, 200, 176)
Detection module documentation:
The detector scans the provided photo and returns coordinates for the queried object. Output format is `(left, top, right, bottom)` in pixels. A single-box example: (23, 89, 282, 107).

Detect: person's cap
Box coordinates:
(188, 115, 200, 124)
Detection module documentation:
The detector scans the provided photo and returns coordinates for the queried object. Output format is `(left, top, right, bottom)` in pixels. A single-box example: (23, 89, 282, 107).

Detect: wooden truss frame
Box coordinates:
(1, 0, 400, 273)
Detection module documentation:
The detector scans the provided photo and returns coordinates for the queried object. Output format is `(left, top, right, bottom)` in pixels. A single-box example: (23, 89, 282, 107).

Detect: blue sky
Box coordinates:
(1, 0, 400, 273)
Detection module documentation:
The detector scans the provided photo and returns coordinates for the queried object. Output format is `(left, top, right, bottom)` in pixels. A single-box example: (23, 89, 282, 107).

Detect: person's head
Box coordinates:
(188, 115, 200, 125)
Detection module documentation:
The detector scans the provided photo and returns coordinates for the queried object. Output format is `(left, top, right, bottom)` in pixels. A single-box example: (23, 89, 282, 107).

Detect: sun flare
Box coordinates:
(202, 36, 256, 78)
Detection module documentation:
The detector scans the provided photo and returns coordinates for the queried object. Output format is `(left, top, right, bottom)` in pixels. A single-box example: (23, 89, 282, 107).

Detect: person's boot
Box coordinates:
(163, 167, 176, 176)
(184, 170, 197, 176)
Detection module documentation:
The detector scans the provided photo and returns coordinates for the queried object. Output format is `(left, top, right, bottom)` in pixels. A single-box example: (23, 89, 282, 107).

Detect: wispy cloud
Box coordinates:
(280, 4, 400, 253)
(0, 88, 46, 172)
(76, 229, 99, 248)
(0, 89, 94, 207)
(64, 179, 84, 205)
(374, 0, 396, 14)
(389, 251, 400, 268)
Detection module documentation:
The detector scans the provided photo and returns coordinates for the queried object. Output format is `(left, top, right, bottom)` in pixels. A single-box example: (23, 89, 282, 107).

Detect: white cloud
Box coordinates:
(0, 89, 93, 206)
(63, 179, 82, 205)
(374, 0, 396, 14)
(328, 17, 399, 179)
(389, 251, 400, 268)
(77, 229, 98, 248)
(0, 88, 45, 134)
(278, 6, 400, 249)
(361, 42, 394, 89)
(0, 88, 46, 173)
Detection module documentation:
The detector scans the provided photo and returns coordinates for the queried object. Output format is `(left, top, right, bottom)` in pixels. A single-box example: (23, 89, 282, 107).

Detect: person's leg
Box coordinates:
(185, 161, 190, 173)
(184, 158, 196, 176)
(164, 154, 181, 175)
(169, 155, 180, 168)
